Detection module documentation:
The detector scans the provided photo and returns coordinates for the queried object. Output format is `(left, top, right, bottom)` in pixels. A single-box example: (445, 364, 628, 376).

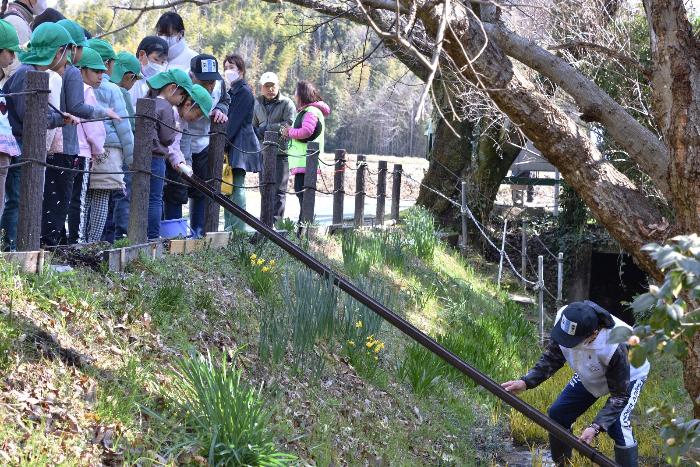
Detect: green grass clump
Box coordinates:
(397, 342, 447, 396)
(0, 314, 19, 371)
(404, 207, 437, 261)
(170, 351, 295, 466)
(341, 231, 377, 277)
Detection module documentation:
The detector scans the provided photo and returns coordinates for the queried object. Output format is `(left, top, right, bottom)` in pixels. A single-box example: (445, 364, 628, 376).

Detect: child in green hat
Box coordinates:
(143, 69, 193, 239)
(59, 24, 120, 245)
(0, 18, 22, 225)
(2, 22, 80, 249)
(103, 50, 142, 243)
(75, 47, 113, 243)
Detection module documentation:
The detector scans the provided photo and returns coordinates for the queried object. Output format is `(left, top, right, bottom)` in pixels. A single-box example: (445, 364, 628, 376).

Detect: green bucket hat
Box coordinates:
(147, 69, 193, 94)
(57, 19, 88, 47)
(187, 84, 212, 120)
(86, 38, 116, 62)
(76, 46, 106, 71)
(0, 19, 22, 52)
(19, 22, 74, 66)
(110, 51, 142, 84)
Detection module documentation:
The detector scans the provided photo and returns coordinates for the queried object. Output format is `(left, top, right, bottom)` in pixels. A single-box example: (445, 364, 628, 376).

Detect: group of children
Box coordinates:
(0, 14, 216, 249)
(0, 5, 332, 251)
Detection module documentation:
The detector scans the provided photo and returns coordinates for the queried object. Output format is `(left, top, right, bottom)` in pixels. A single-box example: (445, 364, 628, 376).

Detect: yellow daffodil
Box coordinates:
(355, 320, 363, 329)
(347, 340, 355, 347)
(257, 258, 265, 266)
(250, 253, 257, 260)
(262, 266, 270, 273)
(269, 260, 276, 267)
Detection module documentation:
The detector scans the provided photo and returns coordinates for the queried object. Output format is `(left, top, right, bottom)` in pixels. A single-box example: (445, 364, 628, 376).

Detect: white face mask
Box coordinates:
(143, 60, 166, 78)
(31, 0, 48, 15)
(224, 69, 240, 85)
(158, 35, 181, 48)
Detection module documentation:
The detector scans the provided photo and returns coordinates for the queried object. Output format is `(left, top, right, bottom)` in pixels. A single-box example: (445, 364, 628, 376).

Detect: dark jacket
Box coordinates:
(61, 64, 107, 155)
(252, 92, 295, 156)
(4, 65, 64, 145)
(151, 96, 177, 157)
(226, 80, 260, 173)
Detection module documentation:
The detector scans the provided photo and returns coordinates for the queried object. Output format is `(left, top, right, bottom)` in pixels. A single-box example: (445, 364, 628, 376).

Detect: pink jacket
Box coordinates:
(287, 101, 331, 140)
(77, 85, 106, 158)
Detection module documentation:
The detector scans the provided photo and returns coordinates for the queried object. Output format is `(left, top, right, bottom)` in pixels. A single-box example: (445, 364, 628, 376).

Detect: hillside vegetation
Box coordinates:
(0, 208, 686, 465)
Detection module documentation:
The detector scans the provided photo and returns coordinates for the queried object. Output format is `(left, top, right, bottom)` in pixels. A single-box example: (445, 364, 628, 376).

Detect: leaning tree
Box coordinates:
(106, 0, 700, 418)
(251, 0, 700, 417)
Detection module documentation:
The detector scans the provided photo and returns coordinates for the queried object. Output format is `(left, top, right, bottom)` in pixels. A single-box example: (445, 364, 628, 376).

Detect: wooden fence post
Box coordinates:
(375, 160, 387, 225)
(204, 122, 227, 234)
(16, 71, 49, 251)
(391, 163, 402, 221)
(354, 155, 366, 227)
(332, 149, 345, 226)
(300, 142, 319, 224)
(127, 98, 156, 244)
(260, 130, 279, 227)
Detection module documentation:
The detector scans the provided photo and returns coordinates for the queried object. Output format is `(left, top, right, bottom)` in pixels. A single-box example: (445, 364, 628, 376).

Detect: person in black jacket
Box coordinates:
(222, 54, 259, 231)
(502, 301, 649, 467)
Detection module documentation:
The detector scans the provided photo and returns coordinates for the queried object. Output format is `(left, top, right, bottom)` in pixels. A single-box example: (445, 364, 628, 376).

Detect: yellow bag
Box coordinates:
(221, 154, 233, 195)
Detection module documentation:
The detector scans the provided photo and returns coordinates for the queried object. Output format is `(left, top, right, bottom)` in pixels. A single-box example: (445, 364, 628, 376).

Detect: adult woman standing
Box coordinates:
(222, 54, 260, 231)
(281, 80, 330, 214)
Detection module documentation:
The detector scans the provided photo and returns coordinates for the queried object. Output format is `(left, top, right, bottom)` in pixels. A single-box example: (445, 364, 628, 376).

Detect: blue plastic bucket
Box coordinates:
(160, 218, 191, 239)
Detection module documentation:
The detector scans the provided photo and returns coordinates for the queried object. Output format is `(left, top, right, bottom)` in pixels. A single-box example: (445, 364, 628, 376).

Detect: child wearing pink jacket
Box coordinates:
(77, 83, 109, 243)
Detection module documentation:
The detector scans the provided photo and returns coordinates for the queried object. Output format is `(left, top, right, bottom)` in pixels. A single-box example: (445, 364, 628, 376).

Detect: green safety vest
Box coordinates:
(286, 105, 325, 170)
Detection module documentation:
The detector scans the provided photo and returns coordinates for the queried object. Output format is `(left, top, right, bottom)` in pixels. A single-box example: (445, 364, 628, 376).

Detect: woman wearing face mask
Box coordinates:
(154, 12, 196, 72)
(502, 301, 650, 467)
(222, 53, 260, 231)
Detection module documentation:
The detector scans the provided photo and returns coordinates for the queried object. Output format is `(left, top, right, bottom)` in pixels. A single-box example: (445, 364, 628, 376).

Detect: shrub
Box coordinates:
(404, 207, 437, 261)
(170, 351, 295, 466)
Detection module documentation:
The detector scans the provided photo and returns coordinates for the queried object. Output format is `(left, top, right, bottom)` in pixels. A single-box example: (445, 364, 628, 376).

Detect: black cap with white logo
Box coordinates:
(551, 301, 614, 348)
(191, 54, 222, 81)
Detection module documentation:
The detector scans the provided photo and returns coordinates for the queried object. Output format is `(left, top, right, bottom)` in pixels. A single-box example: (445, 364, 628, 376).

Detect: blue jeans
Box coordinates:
(102, 170, 131, 242)
(0, 156, 21, 251)
(148, 157, 165, 240)
(548, 374, 646, 447)
(189, 197, 206, 238)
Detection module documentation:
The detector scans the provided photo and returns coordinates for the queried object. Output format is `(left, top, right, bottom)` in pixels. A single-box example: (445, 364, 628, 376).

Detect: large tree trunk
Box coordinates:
(415, 115, 473, 223)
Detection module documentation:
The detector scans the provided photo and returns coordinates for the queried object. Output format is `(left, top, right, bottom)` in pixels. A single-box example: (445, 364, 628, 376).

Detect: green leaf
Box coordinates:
(631, 293, 656, 313)
(607, 326, 632, 344)
(630, 346, 648, 368)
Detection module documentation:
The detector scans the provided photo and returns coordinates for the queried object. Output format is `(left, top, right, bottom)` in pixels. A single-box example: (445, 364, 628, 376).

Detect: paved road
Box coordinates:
(204, 193, 416, 232)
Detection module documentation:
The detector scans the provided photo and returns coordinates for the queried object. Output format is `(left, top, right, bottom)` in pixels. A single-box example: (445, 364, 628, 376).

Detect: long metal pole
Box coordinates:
(183, 173, 617, 467)
(557, 252, 564, 310)
(497, 218, 508, 287)
(538, 255, 545, 345)
(460, 180, 468, 253)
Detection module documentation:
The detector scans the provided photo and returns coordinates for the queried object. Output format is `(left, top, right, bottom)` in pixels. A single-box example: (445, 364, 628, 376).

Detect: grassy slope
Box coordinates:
(0, 224, 689, 466)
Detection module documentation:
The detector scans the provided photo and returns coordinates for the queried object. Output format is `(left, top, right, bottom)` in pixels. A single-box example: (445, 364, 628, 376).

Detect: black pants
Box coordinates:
(273, 155, 289, 223)
(163, 163, 188, 220)
(67, 157, 89, 244)
(293, 172, 304, 210)
(41, 154, 78, 247)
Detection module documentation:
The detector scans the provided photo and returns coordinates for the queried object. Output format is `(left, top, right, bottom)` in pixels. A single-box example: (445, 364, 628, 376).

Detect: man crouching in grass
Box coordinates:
(501, 301, 649, 467)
